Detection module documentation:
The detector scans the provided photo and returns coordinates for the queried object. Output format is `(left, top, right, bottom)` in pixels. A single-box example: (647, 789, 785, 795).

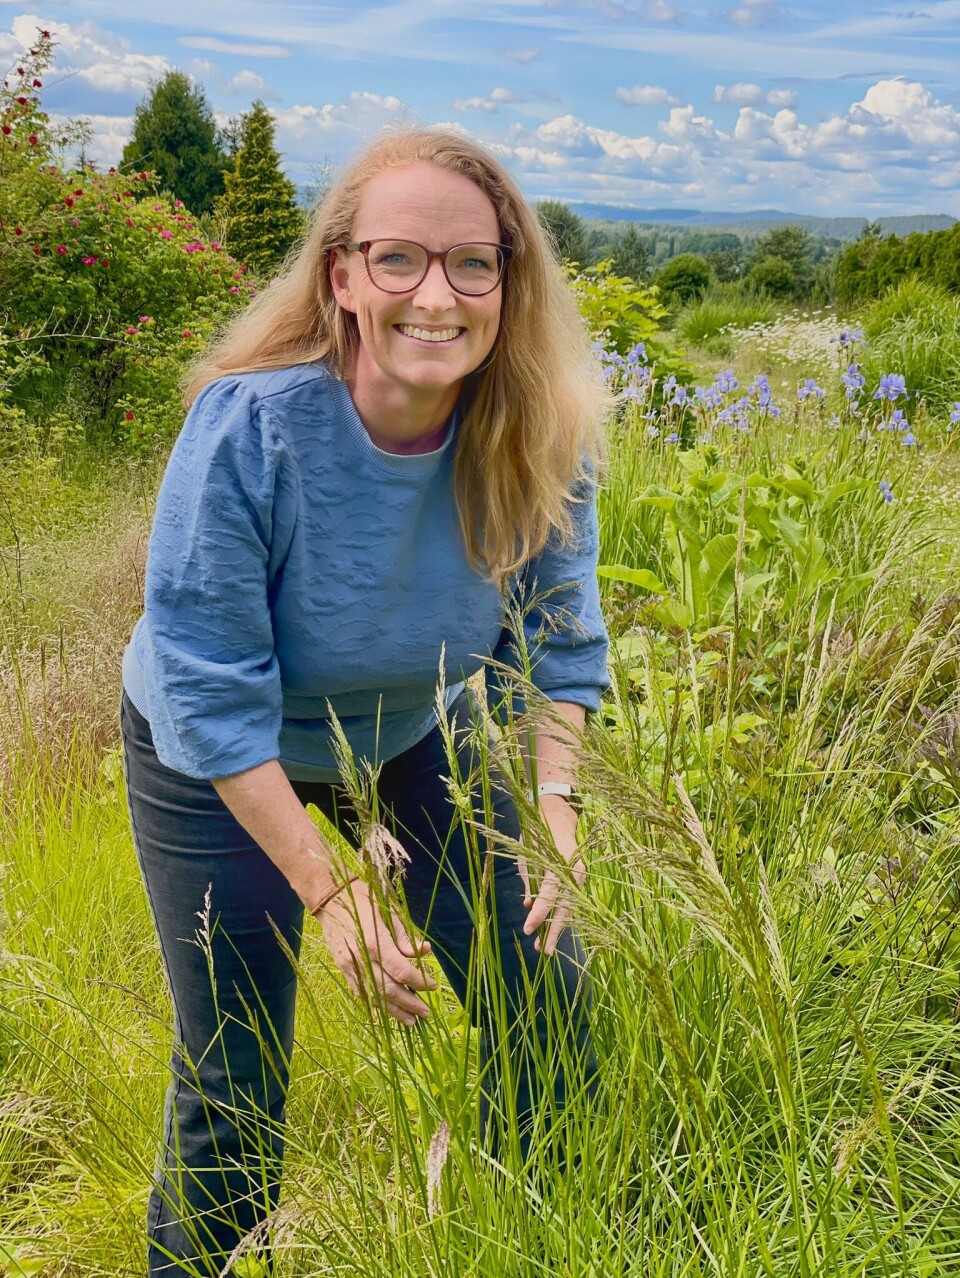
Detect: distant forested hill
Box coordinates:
(573, 206, 955, 240)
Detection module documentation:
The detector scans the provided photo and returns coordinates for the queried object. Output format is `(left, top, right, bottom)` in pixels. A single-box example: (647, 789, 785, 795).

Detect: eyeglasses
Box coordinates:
(343, 239, 512, 296)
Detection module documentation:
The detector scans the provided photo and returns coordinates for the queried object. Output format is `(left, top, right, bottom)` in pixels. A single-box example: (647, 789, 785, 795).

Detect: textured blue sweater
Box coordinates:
(122, 362, 610, 782)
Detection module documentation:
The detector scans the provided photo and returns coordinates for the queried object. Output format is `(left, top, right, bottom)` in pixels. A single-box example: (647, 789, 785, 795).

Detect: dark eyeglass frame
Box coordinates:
(342, 239, 512, 296)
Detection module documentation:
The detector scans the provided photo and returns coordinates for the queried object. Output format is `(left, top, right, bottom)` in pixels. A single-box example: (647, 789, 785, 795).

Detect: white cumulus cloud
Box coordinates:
(614, 84, 679, 106)
(223, 69, 278, 100)
(2, 14, 169, 95)
(713, 82, 764, 105)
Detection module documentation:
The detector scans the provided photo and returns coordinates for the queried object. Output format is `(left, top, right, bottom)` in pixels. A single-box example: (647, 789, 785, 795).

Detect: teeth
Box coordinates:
(398, 325, 462, 343)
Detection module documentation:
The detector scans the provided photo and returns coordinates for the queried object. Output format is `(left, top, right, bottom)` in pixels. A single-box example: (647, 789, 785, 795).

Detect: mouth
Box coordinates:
(394, 324, 465, 345)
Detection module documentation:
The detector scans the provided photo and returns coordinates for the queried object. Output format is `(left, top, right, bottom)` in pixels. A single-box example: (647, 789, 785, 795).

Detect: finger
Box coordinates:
(541, 900, 572, 957)
(380, 940, 438, 991)
(517, 853, 532, 907)
(389, 911, 433, 959)
(369, 969, 432, 1024)
(523, 873, 560, 935)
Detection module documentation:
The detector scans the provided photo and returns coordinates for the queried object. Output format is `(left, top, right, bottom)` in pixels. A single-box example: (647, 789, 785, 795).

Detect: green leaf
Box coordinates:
(654, 597, 694, 628)
(700, 533, 739, 597)
(597, 564, 668, 593)
(778, 477, 818, 504)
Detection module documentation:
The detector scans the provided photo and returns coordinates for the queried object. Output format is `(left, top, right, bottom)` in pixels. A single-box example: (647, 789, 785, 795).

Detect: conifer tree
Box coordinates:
(122, 71, 227, 214)
(218, 101, 304, 277)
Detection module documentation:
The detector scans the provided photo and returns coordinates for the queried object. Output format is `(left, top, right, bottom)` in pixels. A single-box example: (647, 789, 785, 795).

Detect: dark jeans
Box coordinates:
(121, 689, 595, 1275)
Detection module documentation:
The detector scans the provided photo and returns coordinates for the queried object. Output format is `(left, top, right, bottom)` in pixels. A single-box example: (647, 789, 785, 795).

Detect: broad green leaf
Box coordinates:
(654, 597, 694, 628)
(597, 564, 668, 593)
(778, 477, 818, 504)
(700, 533, 739, 597)
(822, 479, 871, 506)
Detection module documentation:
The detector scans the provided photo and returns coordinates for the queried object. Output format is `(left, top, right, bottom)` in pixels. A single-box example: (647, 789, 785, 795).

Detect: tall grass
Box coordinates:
(3, 334, 960, 1275)
(675, 287, 779, 356)
(860, 280, 960, 417)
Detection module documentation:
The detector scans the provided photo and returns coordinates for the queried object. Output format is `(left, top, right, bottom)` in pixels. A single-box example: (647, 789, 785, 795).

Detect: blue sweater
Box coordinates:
(122, 363, 610, 782)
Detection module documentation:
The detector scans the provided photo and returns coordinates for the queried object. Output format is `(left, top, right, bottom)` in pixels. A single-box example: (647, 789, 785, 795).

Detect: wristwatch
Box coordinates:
(531, 781, 582, 812)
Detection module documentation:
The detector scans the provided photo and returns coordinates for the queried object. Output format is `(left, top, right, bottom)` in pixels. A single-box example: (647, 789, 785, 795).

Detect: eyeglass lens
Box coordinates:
(366, 241, 503, 294)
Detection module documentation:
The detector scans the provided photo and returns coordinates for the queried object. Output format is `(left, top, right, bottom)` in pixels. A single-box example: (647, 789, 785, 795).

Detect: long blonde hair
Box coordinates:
(184, 126, 610, 585)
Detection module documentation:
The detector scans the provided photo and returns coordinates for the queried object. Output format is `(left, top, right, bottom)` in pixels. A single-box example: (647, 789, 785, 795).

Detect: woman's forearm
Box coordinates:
(524, 700, 586, 788)
(212, 760, 344, 914)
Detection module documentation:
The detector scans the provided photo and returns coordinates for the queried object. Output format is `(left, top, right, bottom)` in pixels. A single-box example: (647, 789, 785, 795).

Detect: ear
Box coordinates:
(328, 247, 357, 313)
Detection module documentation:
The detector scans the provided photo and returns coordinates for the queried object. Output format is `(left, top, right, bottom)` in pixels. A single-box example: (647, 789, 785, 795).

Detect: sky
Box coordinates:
(2, 1, 959, 217)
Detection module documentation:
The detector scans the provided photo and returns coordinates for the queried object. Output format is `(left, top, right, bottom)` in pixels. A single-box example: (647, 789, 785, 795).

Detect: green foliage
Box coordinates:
(600, 454, 875, 632)
(747, 253, 797, 298)
(674, 286, 777, 354)
(121, 70, 228, 216)
(0, 45, 251, 453)
(609, 224, 650, 281)
(572, 260, 692, 384)
(535, 198, 587, 268)
(860, 285, 960, 415)
(746, 225, 816, 291)
(835, 222, 960, 303)
(654, 252, 712, 305)
(217, 101, 304, 277)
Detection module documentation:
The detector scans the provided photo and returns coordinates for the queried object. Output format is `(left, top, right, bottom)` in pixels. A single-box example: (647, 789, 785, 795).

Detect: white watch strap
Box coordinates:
(535, 782, 574, 799)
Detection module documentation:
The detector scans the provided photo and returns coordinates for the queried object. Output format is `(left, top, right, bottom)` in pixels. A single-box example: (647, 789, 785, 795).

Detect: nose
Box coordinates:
(412, 256, 457, 311)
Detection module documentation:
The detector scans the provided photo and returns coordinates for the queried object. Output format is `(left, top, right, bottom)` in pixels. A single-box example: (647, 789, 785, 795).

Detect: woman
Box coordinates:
(122, 126, 610, 1275)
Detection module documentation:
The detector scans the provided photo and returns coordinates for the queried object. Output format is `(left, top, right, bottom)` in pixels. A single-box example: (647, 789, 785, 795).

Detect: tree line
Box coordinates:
(536, 199, 958, 308)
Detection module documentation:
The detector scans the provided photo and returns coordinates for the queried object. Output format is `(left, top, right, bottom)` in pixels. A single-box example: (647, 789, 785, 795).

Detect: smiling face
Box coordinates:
(329, 162, 503, 429)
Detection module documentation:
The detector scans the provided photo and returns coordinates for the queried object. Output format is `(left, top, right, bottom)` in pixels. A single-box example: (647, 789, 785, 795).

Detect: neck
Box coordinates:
(347, 354, 460, 455)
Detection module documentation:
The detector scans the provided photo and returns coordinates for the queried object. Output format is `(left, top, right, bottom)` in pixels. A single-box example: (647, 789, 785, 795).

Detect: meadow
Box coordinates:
(2, 289, 960, 1278)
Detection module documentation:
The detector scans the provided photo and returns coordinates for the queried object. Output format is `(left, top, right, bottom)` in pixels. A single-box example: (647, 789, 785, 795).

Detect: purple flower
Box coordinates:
(879, 480, 894, 503)
(647, 425, 660, 439)
(901, 431, 917, 447)
(873, 372, 909, 402)
(841, 363, 865, 399)
(834, 327, 863, 349)
(797, 378, 825, 402)
(714, 369, 739, 394)
(666, 431, 679, 444)
(949, 401, 960, 429)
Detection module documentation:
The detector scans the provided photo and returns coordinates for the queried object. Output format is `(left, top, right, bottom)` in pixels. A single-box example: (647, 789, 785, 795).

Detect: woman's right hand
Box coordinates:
(316, 879, 437, 1026)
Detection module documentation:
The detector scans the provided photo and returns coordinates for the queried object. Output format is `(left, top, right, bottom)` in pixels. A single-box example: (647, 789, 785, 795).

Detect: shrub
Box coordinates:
(0, 33, 251, 453)
(747, 254, 797, 298)
(654, 253, 712, 306)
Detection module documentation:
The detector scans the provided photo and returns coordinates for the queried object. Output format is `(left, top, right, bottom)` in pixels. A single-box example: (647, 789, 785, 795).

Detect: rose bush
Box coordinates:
(1, 30, 252, 454)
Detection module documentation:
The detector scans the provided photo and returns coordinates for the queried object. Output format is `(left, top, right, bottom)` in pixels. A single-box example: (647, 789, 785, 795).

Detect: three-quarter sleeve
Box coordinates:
(488, 475, 610, 716)
(138, 377, 297, 779)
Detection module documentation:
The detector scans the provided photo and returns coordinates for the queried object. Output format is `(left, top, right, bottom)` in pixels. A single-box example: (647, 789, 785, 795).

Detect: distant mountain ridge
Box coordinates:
(570, 205, 956, 238)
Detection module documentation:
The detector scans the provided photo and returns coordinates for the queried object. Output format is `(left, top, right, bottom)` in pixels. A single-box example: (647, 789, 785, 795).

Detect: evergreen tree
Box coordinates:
(611, 225, 651, 282)
(535, 199, 587, 267)
(122, 71, 227, 214)
(218, 101, 305, 277)
(746, 226, 815, 293)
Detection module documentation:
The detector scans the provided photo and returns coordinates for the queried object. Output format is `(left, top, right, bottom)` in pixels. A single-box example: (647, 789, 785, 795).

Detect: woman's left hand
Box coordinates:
(519, 795, 585, 956)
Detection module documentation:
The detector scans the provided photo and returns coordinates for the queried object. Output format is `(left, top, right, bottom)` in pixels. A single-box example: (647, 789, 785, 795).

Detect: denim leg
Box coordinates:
(122, 694, 305, 1276)
(376, 691, 597, 1151)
